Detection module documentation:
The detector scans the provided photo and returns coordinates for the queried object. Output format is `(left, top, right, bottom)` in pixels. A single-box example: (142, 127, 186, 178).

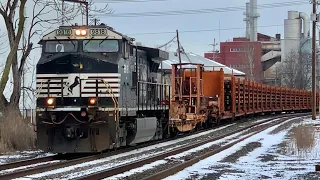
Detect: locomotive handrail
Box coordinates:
(35, 80, 46, 98)
(137, 81, 171, 86)
(101, 79, 119, 121)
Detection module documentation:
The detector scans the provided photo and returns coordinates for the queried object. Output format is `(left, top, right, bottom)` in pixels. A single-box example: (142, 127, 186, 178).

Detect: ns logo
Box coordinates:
(63, 76, 80, 95)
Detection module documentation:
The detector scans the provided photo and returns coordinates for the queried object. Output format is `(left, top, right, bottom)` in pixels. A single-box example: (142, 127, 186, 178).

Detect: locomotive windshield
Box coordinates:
(83, 39, 119, 52)
(45, 40, 78, 53)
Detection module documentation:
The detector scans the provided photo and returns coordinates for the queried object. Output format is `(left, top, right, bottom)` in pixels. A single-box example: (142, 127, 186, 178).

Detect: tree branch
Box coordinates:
(18, 43, 33, 76)
(0, 94, 8, 107)
(0, 0, 27, 95)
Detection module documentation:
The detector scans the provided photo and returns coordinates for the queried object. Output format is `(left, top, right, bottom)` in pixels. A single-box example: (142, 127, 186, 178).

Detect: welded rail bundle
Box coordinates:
(34, 24, 318, 153)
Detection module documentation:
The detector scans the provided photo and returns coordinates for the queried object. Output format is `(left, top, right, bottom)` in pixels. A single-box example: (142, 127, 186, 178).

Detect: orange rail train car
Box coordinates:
(169, 63, 318, 133)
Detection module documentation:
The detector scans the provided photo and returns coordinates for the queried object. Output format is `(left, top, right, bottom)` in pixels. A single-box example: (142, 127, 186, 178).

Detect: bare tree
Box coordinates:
(243, 43, 255, 81)
(279, 50, 312, 89)
(0, 0, 113, 112)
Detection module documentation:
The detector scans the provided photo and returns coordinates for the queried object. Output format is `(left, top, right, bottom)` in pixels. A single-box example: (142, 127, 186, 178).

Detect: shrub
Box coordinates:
(0, 107, 36, 153)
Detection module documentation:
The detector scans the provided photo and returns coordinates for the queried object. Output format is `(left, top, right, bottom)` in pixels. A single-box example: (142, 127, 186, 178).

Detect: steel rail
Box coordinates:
(0, 155, 58, 171)
(75, 113, 310, 180)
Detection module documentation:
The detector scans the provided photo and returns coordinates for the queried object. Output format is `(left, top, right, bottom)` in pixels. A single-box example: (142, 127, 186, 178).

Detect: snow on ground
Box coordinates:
(24, 121, 263, 180)
(11, 116, 280, 179)
(102, 117, 283, 179)
(103, 160, 167, 180)
(164, 116, 320, 180)
(50, 132, 255, 179)
(44, 117, 280, 179)
(105, 133, 257, 180)
(0, 150, 55, 165)
(15, 123, 240, 179)
(0, 160, 60, 175)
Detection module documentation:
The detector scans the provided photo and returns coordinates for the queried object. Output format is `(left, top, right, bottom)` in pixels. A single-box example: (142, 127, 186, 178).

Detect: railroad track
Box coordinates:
(74, 113, 310, 180)
(0, 155, 57, 171)
(0, 112, 309, 180)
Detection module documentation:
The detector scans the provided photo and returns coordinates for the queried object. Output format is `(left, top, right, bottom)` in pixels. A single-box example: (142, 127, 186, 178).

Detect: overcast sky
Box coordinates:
(92, 0, 312, 55)
(0, 0, 313, 108)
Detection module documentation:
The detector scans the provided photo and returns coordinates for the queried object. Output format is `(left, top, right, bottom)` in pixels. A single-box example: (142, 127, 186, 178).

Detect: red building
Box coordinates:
(205, 33, 279, 82)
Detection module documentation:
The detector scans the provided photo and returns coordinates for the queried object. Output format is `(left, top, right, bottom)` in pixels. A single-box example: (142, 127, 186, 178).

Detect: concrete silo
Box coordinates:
(264, 11, 310, 81)
(281, 11, 310, 60)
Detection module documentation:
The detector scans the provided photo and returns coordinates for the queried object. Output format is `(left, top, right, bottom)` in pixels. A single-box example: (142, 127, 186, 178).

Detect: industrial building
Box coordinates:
(204, 0, 312, 86)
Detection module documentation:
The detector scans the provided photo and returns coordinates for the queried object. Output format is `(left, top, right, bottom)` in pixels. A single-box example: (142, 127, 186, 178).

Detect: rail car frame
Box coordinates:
(169, 63, 319, 132)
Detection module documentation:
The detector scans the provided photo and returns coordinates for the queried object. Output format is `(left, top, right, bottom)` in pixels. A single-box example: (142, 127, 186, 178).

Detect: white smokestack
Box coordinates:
(245, 2, 250, 39)
(250, 0, 259, 41)
(299, 12, 310, 39)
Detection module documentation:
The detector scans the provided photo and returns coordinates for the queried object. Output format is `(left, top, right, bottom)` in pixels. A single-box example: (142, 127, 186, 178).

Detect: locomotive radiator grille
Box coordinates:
(36, 73, 121, 98)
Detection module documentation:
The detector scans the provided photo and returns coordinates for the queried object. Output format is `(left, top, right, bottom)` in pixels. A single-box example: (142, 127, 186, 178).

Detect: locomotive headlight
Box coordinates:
(81, 29, 87, 35)
(75, 29, 87, 36)
(75, 29, 81, 36)
(89, 98, 96, 105)
(46, 98, 54, 106)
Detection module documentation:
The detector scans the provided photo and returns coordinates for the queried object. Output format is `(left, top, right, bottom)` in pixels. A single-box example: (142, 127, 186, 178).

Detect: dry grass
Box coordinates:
(277, 124, 317, 158)
(290, 124, 316, 156)
(0, 107, 36, 153)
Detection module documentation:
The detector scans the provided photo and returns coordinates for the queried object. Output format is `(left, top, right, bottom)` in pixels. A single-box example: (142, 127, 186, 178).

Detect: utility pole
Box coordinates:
(318, 27, 320, 117)
(210, 38, 218, 61)
(90, 18, 100, 25)
(312, 0, 317, 120)
(176, 30, 182, 65)
(22, 5, 26, 118)
(62, 0, 89, 26)
(62, 0, 64, 25)
(176, 29, 182, 100)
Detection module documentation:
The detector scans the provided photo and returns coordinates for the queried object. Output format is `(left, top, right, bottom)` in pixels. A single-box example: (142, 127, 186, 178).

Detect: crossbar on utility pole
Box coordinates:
(312, 0, 317, 120)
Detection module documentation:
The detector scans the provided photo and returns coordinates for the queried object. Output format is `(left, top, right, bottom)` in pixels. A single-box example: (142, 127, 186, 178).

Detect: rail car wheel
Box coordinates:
(168, 127, 178, 138)
(202, 120, 209, 129)
(195, 123, 200, 130)
(215, 118, 221, 126)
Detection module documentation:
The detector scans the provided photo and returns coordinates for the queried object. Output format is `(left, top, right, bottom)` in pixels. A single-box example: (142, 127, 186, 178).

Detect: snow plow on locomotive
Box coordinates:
(35, 24, 170, 153)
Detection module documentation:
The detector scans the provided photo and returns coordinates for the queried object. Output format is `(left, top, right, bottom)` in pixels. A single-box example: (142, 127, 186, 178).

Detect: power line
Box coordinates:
(127, 22, 311, 36)
(94, 1, 310, 18)
(156, 36, 176, 48)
